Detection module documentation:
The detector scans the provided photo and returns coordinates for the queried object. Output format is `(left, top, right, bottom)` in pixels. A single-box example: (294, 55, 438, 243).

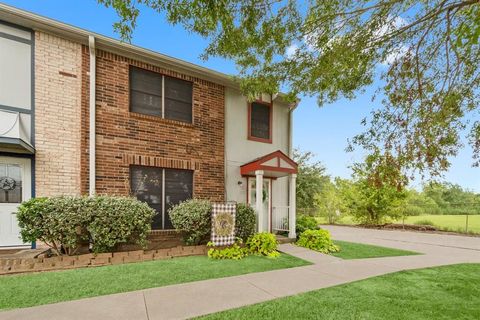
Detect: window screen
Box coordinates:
(130, 166, 163, 229)
(130, 67, 162, 117)
(250, 102, 271, 140)
(164, 76, 193, 123)
(130, 166, 193, 230)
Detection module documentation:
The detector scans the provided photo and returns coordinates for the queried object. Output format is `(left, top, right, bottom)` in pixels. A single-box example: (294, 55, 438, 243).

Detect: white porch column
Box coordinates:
(255, 170, 264, 232)
(288, 173, 297, 238)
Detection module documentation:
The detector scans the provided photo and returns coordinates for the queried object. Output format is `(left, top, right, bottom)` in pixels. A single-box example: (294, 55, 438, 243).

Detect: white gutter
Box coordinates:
(88, 35, 96, 196)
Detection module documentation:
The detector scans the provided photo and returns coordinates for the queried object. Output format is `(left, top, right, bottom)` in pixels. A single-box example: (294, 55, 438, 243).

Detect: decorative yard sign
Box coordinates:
(211, 203, 236, 246)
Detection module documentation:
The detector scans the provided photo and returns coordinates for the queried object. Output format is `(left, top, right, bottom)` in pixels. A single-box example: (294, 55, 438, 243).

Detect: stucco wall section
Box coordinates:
(34, 31, 82, 196)
(224, 87, 290, 206)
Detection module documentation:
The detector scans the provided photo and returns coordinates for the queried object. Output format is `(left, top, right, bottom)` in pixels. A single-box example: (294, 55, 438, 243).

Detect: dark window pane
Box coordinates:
(130, 166, 163, 230)
(130, 67, 162, 116)
(164, 77, 192, 123)
(250, 102, 271, 140)
(130, 67, 162, 95)
(130, 91, 162, 116)
(0, 164, 22, 203)
(165, 169, 193, 229)
(164, 99, 192, 123)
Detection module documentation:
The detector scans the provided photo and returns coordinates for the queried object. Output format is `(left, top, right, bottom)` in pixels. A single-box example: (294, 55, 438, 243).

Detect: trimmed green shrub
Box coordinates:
(296, 229, 339, 254)
(235, 203, 256, 241)
(17, 196, 89, 255)
(207, 240, 249, 260)
(246, 232, 280, 258)
(87, 196, 155, 253)
(16, 196, 155, 255)
(169, 199, 212, 245)
(296, 215, 320, 235)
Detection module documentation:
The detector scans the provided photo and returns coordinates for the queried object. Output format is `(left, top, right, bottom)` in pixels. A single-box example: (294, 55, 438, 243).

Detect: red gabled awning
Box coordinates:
(240, 150, 298, 178)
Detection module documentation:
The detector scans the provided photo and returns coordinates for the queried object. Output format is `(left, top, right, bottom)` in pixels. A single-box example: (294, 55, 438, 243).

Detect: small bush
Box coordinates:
(235, 203, 256, 241)
(246, 232, 280, 258)
(207, 240, 249, 260)
(296, 229, 339, 254)
(17, 196, 90, 255)
(169, 199, 212, 245)
(296, 215, 320, 235)
(87, 196, 155, 253)
(16, 196, 155, 255)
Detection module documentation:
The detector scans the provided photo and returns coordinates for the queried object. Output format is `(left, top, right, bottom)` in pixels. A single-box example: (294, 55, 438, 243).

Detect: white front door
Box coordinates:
(0, 157, 31, 247)
(248, 178, 272, 232)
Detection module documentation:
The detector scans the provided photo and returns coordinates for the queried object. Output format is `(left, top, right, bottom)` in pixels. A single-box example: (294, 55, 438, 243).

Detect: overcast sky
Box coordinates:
(4, 0, 479, 192)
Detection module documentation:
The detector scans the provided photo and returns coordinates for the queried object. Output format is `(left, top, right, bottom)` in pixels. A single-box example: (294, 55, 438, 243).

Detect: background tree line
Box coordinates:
(295, 149, 480, 226)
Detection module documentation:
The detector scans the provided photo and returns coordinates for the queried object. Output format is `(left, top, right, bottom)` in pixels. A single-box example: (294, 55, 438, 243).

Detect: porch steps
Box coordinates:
(276, 235, 295, 244)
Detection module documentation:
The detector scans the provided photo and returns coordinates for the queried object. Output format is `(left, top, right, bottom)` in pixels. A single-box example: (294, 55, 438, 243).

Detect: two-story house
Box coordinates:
(0, 4, 298, 248)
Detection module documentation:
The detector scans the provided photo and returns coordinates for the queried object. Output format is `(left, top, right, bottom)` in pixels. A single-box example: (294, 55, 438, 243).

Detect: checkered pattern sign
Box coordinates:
(211, 203, 236, 246)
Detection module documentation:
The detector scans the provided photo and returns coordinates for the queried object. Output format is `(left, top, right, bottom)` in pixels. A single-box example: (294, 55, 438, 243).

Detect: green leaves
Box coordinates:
(98, 0, 480, 178)
(169, 198, 212, 245)
(296, 229, 339, 254)
(16, 196, 155, 255)
(245, 232, 280, 258)
(234, 203, 256, 242)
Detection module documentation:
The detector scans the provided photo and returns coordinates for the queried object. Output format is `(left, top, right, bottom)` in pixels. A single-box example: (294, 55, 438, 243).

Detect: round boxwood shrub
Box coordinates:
(296, 229, 339, 254)
(86, 196, 155, 253)
(169, 199, 212, 245)
(235, 203, 256, 241)
(296, 215, 320, 235)
(17, 196, 91, 255)
(16, 195, 155, 255)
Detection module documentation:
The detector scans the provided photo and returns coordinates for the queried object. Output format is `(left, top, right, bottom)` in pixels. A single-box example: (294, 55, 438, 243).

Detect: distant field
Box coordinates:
(317, 214, 480, 234)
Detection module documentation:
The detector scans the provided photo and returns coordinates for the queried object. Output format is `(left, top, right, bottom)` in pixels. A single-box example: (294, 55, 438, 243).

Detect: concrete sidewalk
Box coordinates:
(1, 227, 480, 320)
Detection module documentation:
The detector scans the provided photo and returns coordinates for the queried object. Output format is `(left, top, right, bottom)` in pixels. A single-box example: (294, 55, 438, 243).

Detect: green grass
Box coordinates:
(332, 240, 420, 259)
(402, 215, 480, 234)
(317, 214, 480, 234)
(0, 254, 309, 311)
(199, 263, 480, 320)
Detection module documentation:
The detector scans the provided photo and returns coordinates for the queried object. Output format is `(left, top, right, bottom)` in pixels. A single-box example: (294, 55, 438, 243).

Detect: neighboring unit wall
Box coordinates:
(80, 48, 225, 201)
(225, 88, 291, 206)
(35, 31, 82, 196)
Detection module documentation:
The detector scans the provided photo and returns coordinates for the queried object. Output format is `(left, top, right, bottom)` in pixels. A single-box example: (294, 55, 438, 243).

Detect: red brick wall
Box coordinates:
(81, 47, 225, 201)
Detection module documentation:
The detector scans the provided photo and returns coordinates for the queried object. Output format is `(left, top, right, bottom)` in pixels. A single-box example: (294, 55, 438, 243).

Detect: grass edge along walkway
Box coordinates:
(332, 240, 420, 259)
(198, 263, 480, 320)
(0, 253, 310, 311)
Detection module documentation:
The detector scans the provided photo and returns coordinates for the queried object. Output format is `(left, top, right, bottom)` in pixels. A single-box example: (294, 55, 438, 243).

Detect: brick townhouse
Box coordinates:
(0, 4, 299, 248)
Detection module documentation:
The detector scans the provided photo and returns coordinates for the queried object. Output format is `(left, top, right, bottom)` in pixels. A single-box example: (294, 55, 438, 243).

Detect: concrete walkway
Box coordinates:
(1, 226, 480, 320)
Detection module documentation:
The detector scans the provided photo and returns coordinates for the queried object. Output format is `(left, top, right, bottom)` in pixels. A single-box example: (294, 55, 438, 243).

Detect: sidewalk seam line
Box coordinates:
(142, 291, 150, 320)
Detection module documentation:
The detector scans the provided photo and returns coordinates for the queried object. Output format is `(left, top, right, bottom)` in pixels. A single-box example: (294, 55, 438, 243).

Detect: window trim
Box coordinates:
(248, 99, 273, 144)
(128, 66, 194, 124)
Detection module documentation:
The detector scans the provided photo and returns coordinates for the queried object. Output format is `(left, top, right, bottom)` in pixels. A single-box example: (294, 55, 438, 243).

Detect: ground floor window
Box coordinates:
(130, 166, 193, 229)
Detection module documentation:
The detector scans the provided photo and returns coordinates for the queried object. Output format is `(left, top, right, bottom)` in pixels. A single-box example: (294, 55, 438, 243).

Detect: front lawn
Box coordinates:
(332, 240, 420, 259)
(0, 254, 309, 310)
(199, 263, 480, 320)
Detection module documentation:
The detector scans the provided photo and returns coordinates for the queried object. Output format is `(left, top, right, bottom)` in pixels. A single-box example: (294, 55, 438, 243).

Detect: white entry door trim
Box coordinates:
(247, 177, 272, 232)
(0, 156, 31, 247)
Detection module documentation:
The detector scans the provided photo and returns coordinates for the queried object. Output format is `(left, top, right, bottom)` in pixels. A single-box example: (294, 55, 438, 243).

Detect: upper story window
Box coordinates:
(248, 101, 272, 143)
(129, 66, 193, 123)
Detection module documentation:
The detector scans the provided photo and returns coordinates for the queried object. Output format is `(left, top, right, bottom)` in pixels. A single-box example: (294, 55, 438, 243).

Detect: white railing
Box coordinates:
(272, 206, 289, 232)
